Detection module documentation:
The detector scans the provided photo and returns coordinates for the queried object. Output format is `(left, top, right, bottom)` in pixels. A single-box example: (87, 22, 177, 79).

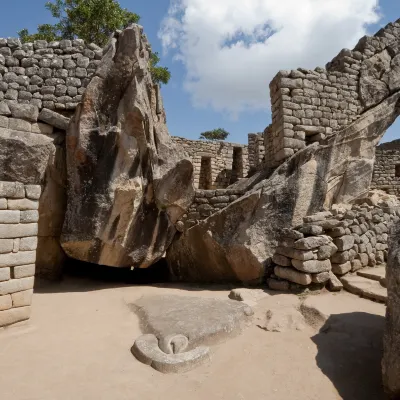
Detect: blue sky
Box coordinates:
(0, 0, 399, 144)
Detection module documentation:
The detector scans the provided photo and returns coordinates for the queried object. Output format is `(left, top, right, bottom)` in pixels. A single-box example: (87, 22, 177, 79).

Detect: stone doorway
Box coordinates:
(230, 147, 243, 184)
(199, 156, 212, 189)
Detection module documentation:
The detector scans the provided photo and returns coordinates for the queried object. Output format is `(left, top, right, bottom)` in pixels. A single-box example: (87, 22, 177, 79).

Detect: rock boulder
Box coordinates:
(61, 25, 194, 268)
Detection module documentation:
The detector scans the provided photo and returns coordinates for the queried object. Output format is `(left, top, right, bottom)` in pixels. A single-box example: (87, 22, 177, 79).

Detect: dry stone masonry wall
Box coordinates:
(372, 139, 400, 196)
(0, 181, 40, 328)
(269, 200, 399, 293)
(266, 19, 400, 168)
(179, 188, 245, 230)
(172, 137, 249, 189)
(0, 37, 102, 112)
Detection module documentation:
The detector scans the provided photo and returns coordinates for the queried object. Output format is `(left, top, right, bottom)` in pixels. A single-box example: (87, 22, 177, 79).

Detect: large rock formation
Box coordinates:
(167, 91, 400, 284)
(383, 220, 400, 398)
(61, 25, 194, 268)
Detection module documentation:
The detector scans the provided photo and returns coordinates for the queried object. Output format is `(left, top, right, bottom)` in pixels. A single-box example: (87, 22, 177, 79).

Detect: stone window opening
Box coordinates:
(230, 147, 244, 184)
(396, 163, 400, 177)
(199, 156, 212, 190)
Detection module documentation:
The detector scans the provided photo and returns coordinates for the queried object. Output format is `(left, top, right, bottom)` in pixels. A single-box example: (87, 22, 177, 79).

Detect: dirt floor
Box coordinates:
(0, 271, 388, 400)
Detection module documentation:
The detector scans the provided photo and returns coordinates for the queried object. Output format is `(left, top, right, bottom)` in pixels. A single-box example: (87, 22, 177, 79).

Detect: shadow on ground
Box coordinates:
(312, 312, 388, 400)
(34, 257, 237, 294)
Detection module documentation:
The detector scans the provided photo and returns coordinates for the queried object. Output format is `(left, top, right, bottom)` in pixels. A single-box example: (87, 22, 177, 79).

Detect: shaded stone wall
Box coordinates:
(0, 38, 102, 112)
(180, 188, 245, 230)
(372, 139, 400, 196)
(0, 181, 40, 328)
(266, 19, 400, 168)
(269, 202, 399, 291)
(172, 137, 249, 189)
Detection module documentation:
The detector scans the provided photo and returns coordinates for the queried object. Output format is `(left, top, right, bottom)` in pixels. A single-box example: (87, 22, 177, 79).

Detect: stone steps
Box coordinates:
(357, 266, 387, 287)
(340, 274, 387, 303)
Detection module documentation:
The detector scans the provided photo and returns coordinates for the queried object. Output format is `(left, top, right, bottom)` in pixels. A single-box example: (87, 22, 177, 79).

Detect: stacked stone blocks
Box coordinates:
(0, 37, 102, 112)
(173, 137, 249, 189)
(180, 189, 245, 230)
(372, 140, 400, 197)
(269, 203, 399, 292)
(0, 181, 40, 328)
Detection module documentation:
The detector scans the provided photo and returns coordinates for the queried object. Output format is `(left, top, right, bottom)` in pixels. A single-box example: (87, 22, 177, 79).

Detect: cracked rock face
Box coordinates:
(61, 25, 194, 268)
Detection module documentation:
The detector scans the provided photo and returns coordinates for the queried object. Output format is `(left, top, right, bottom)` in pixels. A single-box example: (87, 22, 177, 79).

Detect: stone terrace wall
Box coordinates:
(172, 137, 249, 189)
(0, 181, 40, 328)
(268, 202, 399, 292)
(266, 19, 400, 168)
(372, 139, 400, 196)
(0, 38, 102, 112)
(179, 188, 244, 230)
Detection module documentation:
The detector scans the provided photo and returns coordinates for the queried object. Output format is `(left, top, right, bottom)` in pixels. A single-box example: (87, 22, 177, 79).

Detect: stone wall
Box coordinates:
(269, 201, 399, 292)
(0, 181, 40, 328)
(248, 132, 265, 172)
(266, 19, 400, 168)
(172, 137, 249, 189)
(0, 38, 102, 112)
(372, 139, 400, 196)
(180, 188, 245, 230)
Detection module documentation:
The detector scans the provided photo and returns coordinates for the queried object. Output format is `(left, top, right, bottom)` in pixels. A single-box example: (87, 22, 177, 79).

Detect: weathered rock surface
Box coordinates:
(167, 87, 400, 283)
(131, 295, 253, 349)
(383, 221, 400, 397)
(0, 128, 55, 184)
(61, 25, 194, 268)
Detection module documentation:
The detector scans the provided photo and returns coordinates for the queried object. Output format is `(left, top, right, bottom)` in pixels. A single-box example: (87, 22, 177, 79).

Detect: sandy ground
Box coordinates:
(0, 274, 388, 400)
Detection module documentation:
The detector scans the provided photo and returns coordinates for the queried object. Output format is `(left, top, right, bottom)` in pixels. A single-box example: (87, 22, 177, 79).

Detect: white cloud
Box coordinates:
(159, 0, 380, 117)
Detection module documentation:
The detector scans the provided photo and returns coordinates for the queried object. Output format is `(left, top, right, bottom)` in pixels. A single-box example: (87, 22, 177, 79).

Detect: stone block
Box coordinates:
(20, 210, 39, 223)
(334, 235, 355, 251)
(317, 243, 338, 260)
(327, 272, 343, 292)
(0, 239, 13, 254)
(331, 250, 350, 264)
(294, 235, 331, 250)
(274, 266, 312, 286)
(31, 122, 54, 135)
(275, 246, 315, 261)
(9, 103, 38, 122)
(13, 264, 35, 279)
(0, 277, 34, 295)
(0, 199, 6, 210)
(351, 259, 363, 272)
(0, 181, 24, 198)
(0, 294, 12, 311)
(11, 289, 33, 307)
(19, 236, 37, 251)
(0, 250, 36, 267)
(13, 238, 19, 253)
(8, 118, 32, 132)
(38, 108, 70, 130)
(0, 267, 10, 282)
(312, 271, 330, 283)
(272, 253, 291, 267)
(0, 306, 31, 326)
(0, 115, 9, 128)
(331, 261, 351, 275)
(292, 258, 332, 273)
(299, 225, 324, 235)
(24, 185, 41, 200)
(0, 210, 20, 223)
(8, 198, 39, 210)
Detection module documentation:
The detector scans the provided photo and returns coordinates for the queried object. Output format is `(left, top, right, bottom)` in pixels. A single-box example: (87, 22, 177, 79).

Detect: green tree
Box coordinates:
(199, 128, 230, 141)
(18, 0, 170, 84)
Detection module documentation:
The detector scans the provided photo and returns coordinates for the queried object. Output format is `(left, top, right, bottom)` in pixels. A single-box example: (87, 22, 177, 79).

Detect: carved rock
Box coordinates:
(61, 25, 194, 267)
